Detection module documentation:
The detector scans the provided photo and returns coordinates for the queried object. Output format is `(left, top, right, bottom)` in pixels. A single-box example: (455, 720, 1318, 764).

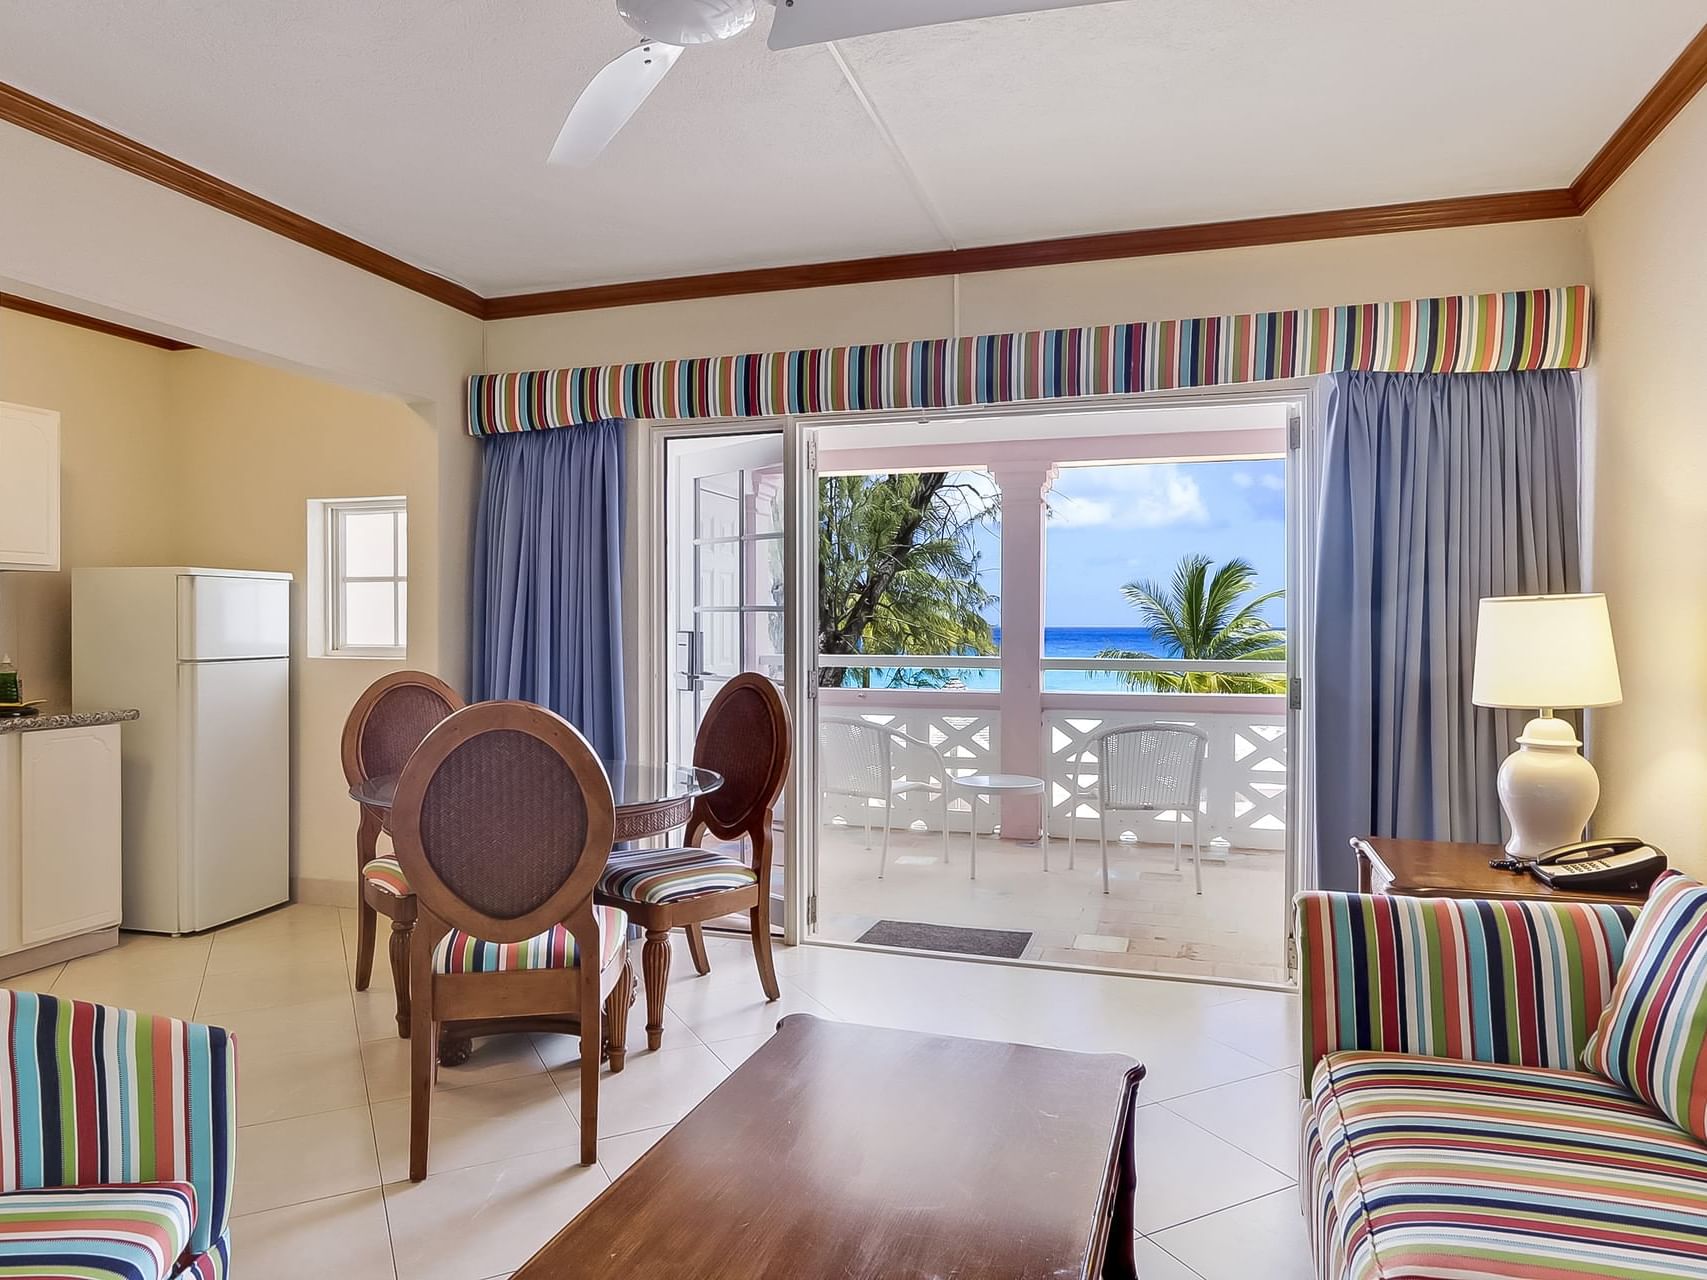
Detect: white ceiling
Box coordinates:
(0, 1, 1699, 296)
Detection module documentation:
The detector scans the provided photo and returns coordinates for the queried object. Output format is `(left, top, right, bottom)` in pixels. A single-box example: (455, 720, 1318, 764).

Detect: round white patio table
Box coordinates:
(949, 773, 1048, 880)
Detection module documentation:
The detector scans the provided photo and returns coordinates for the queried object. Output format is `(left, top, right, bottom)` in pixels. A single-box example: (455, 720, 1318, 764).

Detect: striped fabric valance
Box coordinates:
(467, 284, 1590, 435)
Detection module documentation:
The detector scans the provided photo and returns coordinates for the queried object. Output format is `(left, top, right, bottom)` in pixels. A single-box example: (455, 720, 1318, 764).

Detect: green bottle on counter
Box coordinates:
(0, 655, 18, 705)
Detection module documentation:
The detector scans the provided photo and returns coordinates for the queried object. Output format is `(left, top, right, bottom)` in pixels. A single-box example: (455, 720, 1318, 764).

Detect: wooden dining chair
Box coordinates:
(596, 673, 791, 1051)
(341, 670, 465, 1038)
(390, 700, 634, 1179)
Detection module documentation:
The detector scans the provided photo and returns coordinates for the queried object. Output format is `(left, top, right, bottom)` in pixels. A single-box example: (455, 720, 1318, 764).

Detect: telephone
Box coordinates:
(1531, 838, 1667, 892)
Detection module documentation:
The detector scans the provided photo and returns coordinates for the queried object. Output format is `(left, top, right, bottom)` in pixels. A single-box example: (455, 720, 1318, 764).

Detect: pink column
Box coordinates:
(990, 462, 1054, 841)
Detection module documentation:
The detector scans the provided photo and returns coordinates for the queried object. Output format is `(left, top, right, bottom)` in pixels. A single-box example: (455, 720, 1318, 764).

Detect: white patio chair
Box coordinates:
(1068, 724, 1209, 896)
(819, 717, 951, 877)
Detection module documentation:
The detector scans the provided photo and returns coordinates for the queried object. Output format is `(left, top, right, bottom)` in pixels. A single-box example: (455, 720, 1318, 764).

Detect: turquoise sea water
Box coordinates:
(837, 626, 1159, 692)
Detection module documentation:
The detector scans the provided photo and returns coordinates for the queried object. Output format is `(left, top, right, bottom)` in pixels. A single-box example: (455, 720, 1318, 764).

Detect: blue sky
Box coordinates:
(962, 457, 1288, 629)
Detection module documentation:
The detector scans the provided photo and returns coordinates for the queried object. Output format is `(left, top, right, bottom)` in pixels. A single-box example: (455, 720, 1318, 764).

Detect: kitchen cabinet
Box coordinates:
(0, 720, 125, 976)
(0, 402, 61, 571)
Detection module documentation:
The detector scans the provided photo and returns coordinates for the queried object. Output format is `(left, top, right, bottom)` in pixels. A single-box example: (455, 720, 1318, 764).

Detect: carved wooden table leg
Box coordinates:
(642, 929, 671, 1050)
(605, 961, 636, 1071)
(389, 918, 413, 1039)
(438, 1030, 473, 1067)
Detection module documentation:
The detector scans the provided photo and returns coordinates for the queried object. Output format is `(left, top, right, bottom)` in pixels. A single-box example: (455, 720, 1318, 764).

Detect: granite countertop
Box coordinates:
(0, 708, 141, 735)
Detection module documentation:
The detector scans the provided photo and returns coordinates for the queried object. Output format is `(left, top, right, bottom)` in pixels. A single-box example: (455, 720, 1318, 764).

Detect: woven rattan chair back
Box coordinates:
(390, 701, 615, 946)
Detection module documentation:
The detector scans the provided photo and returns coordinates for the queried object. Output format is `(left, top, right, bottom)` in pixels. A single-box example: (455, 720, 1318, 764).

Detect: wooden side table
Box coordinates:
(1352, 836, 1650, 907)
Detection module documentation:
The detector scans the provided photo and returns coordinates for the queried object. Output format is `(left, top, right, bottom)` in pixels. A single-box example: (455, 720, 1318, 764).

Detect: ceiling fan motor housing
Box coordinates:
(616, 0, 757, 45)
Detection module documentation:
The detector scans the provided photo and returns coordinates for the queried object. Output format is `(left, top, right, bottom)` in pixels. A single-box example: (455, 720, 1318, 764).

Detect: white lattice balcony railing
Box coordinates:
(816, 687, 1286, 852)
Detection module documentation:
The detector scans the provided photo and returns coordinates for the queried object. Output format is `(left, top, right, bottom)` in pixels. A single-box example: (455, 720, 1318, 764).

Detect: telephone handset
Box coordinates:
(1530, 838, 1667, 892)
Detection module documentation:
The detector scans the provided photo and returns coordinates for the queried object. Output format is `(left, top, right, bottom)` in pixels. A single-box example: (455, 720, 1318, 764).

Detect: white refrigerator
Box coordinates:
(73, 568, 292, 934)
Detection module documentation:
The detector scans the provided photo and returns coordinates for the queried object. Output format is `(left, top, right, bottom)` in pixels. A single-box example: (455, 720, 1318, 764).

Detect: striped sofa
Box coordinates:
(1296, 891, 1707, 1280)
(0, 990, 236, 1280)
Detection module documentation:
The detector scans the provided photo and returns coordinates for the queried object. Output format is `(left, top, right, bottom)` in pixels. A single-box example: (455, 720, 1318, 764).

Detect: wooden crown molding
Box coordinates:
(484, 189, 1581, 318)
(1573, 21, 1707, 209)
(0, 82, 485, 318)
(3, 22, 1704, 322)
(1, 291, 194, 351)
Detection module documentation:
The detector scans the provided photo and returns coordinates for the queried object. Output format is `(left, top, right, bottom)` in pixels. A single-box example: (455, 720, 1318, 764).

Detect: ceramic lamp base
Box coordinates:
(1496, 715, 1600, 860)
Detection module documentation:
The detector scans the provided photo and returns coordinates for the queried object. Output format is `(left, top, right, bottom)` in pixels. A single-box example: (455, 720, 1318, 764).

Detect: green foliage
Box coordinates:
(1097, 554, 1286, 693)
(818, 472, 998, 688)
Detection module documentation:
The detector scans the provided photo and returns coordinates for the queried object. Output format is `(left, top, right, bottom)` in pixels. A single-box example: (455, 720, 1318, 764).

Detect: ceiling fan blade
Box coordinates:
(549, 41, 685, 166)
(767, 0, 1107, 48)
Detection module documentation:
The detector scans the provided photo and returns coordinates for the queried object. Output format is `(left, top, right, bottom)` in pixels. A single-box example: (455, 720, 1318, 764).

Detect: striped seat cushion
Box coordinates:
(599, 848, 758, 906)
(0, 1183, 196, 1280)
(1307, 1051, 1707, 1280)
(361, 856, 410, 897)
(433, 906, 629, 974)
(1585, 873, 1707, 1142)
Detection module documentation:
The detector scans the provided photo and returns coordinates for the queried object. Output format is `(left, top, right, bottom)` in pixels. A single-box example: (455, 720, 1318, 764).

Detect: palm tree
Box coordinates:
(818, 471, 998, 688)
(1097, 554, 1285, 693)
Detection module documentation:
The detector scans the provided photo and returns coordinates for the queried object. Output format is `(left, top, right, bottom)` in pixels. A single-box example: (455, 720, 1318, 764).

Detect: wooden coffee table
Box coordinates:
(515, 1015, 1144, 1279)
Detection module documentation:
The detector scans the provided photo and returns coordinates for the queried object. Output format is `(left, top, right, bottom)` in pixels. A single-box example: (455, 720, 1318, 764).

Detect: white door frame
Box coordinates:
(630, 377, 1327, 975)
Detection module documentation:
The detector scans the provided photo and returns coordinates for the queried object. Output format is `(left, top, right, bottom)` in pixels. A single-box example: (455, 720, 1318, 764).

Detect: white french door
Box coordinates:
(661, 429, 789, 935)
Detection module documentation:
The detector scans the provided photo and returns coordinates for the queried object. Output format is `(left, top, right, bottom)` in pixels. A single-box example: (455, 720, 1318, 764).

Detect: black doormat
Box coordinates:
(856, 919, 1032, 959)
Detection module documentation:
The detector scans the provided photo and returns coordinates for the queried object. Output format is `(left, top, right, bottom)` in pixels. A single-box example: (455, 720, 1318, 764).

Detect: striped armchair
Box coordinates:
(1295, 891, 1707, 1280)
(0, 990, 236, 1280)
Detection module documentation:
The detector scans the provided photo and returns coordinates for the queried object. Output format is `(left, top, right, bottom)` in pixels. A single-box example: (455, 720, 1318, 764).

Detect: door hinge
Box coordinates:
(1289, 676, 1303, 711)
(1284, 933, 1299, 979)
(1288, 411, 1302, 451)
(807, 893, 818, 928)
(805, 433, 819, 472)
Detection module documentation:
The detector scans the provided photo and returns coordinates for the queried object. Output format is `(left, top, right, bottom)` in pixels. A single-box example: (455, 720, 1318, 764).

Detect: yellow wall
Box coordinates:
(0, 311, 440, 901)
(169, 350, 440, 900)
(0, 311, 177, 708)
(1584, 91, 1707, 875)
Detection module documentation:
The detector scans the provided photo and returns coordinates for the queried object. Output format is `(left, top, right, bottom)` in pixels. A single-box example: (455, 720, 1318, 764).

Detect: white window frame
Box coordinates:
(310, 496, 407, 659)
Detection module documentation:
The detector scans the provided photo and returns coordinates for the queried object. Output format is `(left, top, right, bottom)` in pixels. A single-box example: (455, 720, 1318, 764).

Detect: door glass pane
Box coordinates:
(343, 582, 398, 647)
(695, 475, 741, 540)
(751, 467, 784, 535)
(746, 536, 784, 609)
(342, 511, 397, 577)
(698, 611, 741, 677)
(696, 540, 740, 608)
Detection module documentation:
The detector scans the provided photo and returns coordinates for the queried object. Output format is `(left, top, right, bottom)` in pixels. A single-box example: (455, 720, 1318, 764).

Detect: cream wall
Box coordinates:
(0, 311, 178, 707)
(0, 310, 443, 902)
(0, 121, 485, 686)
(485, 218, 1592, 369)
(1584, 91, 1707, 875)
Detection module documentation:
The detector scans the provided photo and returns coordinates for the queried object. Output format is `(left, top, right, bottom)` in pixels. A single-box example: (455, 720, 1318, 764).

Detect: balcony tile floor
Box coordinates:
(814, 824, 1289, 983)
(3, 903, 1308, 1279)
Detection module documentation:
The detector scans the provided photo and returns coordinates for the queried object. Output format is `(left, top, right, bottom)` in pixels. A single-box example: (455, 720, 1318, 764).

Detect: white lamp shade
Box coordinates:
(1472, 593, 1622, 711)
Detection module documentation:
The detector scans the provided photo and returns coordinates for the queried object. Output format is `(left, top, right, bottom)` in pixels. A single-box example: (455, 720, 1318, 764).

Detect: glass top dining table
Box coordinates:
(350, 759, 722, 842)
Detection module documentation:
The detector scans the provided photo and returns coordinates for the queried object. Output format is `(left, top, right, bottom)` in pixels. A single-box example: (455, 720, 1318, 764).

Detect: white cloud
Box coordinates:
(1232, 470, 1285, 491)
(1047, 464, 1208, 530)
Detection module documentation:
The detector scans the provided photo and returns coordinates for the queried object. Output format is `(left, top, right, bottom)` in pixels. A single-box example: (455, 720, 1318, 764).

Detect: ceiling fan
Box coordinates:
(549, 0, 1105, 166)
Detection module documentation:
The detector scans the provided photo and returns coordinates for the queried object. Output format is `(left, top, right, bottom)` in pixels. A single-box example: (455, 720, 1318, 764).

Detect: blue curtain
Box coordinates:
(1311, 371, 1579, 890)
(471, 421, 627, 760)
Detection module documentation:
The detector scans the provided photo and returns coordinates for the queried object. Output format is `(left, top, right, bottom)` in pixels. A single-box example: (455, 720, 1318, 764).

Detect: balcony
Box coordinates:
(814, 661, 1289, 984)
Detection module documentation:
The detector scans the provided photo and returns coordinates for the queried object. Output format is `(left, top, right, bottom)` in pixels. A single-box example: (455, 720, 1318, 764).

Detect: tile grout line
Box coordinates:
(340, 907, 403, 1280)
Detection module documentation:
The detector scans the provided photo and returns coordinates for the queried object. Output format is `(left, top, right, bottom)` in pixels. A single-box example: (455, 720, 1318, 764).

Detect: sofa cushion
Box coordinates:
(1307, 1051, 1707, 1280)
(0, 1183, 196, 1280)
(599, 847, 758, 906)
(433, 906, 628, 974)
(1585, 872, 1707, 1142)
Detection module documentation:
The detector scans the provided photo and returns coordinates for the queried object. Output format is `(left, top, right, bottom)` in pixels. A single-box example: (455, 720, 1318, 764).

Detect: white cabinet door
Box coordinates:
(0, 403, 61, 571)
(20, 725, 123, 946)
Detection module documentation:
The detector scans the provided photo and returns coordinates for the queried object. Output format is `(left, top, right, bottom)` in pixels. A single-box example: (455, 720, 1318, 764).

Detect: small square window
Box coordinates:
(313, 497, 407, 658)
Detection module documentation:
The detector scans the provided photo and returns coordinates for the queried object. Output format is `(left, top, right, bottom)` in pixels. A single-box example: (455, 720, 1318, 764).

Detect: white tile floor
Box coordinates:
(3, 905, 1311, 1279)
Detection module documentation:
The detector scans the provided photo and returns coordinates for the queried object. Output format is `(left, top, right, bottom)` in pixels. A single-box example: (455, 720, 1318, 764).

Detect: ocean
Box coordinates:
(856, 626, 1173, 692)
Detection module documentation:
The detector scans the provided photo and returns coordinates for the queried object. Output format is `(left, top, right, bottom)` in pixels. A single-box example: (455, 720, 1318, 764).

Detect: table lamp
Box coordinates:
(1471, 593, 1622, 859)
